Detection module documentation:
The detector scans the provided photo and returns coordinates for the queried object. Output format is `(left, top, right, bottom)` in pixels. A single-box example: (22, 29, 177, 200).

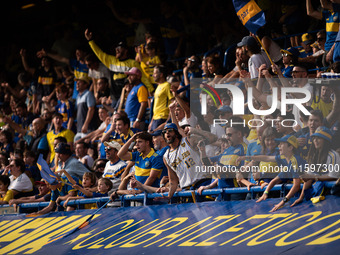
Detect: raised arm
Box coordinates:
(20, 49, 35, 75)
(306, 0, 322, 20)
(325, 85, 340, 126)
(117, 133, 139, 161)
(320, 0, 333, 10)
(36, 48, 70, 65)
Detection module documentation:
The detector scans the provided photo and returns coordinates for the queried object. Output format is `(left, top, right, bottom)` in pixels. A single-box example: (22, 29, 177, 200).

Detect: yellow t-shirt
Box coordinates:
(47, 129, 75, 163)
(153, 82, 174, 120)
(311, 96, 333, 118)
(0, 190, 14, 203)
(140, 55, 161, 84)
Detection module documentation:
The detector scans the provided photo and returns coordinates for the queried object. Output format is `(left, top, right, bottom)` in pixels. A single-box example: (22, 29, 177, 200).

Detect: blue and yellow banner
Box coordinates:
(233, 0, 266, 34)
(0, 196, 340, 254)
(37, 154, 59, 185)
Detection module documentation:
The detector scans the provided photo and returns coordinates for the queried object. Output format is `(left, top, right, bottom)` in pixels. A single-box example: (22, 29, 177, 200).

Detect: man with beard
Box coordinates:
(118, 132, 164, 187)
(162, 123, 209, 200)
(151, 130, 169, 156)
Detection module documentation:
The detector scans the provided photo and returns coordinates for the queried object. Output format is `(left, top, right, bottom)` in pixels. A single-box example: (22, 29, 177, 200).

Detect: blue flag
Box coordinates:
(232, 0, 266, 34)
(37, 154, 59, 185)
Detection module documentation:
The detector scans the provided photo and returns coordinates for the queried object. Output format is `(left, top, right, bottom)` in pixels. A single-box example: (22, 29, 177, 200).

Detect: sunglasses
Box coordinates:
(282, 53, 291, 57)
(226, 133, 233, 137)
(188, 58, 196, 62)
(105, 147, 112, 151)
(162, 128, 175, 134)
(317, 37, 325, 41)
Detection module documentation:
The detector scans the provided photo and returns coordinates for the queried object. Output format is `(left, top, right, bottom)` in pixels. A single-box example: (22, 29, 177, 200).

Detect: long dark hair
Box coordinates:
(307, 137, 332, 165)
(260, 127, 278, 155)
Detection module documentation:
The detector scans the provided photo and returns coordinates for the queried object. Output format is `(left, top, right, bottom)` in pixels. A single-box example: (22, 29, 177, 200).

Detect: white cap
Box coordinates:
(104, 141, 122, 151)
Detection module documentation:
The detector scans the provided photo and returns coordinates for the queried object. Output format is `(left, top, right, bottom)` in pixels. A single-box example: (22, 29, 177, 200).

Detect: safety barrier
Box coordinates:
(0, 181, 336, 214)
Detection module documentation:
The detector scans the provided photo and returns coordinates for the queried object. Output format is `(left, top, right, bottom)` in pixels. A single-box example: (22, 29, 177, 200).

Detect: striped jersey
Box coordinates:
(103, 159, 127, 189)
(164, 137, 204, 188)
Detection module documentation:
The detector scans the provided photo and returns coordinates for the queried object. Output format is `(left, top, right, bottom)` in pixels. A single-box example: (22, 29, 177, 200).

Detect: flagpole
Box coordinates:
(255, 35, 278, 74)
(255, 35, 274, 67)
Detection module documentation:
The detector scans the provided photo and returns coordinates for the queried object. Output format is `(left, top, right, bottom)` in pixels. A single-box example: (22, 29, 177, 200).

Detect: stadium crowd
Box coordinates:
(1, 0, 340, 214)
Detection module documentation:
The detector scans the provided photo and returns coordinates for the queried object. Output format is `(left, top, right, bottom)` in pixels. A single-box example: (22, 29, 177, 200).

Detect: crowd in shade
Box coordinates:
(1, 0, 340, 214)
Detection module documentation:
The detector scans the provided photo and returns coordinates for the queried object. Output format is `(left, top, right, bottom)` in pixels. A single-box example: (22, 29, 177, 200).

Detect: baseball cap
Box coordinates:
(150, 130, 163, 136)
(163, 123, 178, 131)
(311, 41, 319, 49)
(75, 76, 91, 84)
(280, 47, 300, 57)
(215, 105, 232, 115)
(55, 142, 72, 154)
(116, 41, 128, 49)
(35, 179, 47, 186)
(124, 67, 142, 77)
(275, 134, 299, 149)
(237, 36, 258, 47)
(301, 33, 313, 45)
(311, 126, 332, 142)
(104, 141, 122, 151)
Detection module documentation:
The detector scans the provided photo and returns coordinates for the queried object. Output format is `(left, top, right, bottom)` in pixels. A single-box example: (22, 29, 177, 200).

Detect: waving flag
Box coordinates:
(233, 0, 266, 34)
(37, 154, 59, 185)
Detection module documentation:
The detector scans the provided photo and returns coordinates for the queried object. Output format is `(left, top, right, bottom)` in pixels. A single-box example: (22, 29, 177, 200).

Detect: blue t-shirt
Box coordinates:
(281, 65, 294, 78)
(131, 149, 164, 187)
(55, 100, 74, 130)
(298, 132, 312, 160)
(210, 143, 247, 188)
(25, 164, 41, 182)
(70, 59, 89, 99)
(50, 176, 80, 202)
(275, 154, 305, 180)
(323, 10, 340, 51)
(124, 83, 148, 122)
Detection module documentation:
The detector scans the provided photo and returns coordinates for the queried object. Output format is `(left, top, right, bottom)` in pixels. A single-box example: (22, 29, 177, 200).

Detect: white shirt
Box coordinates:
(164, 137, 206, 188)
(79, 155, 94, 169)
(103, 159, 127, 189)
(9, 173, 33, 192)
(88, 63, 112, 87)
(179, 112, 198, 127)
(248, 51, 271, 79)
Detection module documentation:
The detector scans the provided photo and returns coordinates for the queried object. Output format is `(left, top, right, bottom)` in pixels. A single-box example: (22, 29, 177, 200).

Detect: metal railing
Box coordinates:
(0, 181, 337, 214)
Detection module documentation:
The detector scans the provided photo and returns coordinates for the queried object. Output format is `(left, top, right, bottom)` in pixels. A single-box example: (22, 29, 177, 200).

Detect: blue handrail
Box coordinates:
(0, 181, 335, 214)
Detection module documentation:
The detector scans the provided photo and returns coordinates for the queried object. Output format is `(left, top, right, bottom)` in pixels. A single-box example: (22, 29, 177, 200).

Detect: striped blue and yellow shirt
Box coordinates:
(131, 148, 164, 187)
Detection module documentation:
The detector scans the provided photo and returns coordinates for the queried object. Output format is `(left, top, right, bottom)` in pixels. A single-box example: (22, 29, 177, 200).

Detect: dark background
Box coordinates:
(0, 0, 324, 84)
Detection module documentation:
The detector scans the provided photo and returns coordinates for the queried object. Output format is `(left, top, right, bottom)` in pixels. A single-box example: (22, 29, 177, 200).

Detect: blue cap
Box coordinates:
(216, 105, 232, 114)
(280, 47, 299, 57)
(55, 142, 72, 154)
(163, 123, 178, 131)
(311, 126, 332, 142)
(275, 134, 299, 149)
(237, 36, 258, 47)
(150, 130, 163, 136)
